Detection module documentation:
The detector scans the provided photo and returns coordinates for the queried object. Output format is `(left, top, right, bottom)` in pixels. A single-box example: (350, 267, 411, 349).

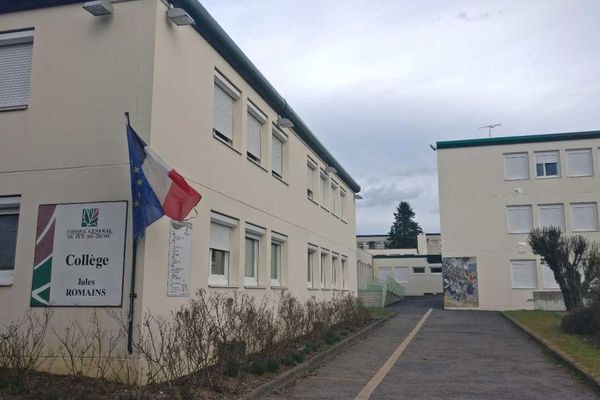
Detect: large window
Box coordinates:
(213, 72, 240, 145)
(503, 153, 529, 180)
(320, 172, 328, 207)
(270, 232, 286, 287)
(320, 251, 329, 288)
(307, 161, 317, 200)
(511, 260, 537, 289)
(570, 203, 599, 232)
(0, 30, 33, 110)
(245, 237, 259, 286)
(331, 254, 339, 289)
(246, 103, 266, 163)
(0, 196, 20, 286)
(209, 212, 238, 286)
(272, 128, 287, 179)
(507, 205, 533, 233)
(340, 190, 347, 220)
(543, 265, 559, 289)
(566, 149, 593, 177)
(535, 151, 560, 178)
(341, 258, 347, 289)
(331, 182, 339, 215)
(539, 204, 565, 231)
(394, 267, 409, 283)
(308, 246, 317, 288)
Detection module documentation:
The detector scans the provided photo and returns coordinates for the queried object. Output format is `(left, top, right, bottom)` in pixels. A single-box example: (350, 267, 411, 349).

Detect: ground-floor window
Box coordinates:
(0, 196, 20, 286)
(244, 237, 259, 287)
(511, 260, 538, 289)
(209, 220, 233, 286)
(307, 248, 316, 288)
(320, 251, 329, 288)
(271, 242, 282, 287)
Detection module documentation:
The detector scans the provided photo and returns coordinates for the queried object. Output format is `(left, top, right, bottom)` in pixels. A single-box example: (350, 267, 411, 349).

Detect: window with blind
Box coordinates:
(331, 182, 339, 215)
(246, 103, 266, 163)
(507, 205, 533, 233)
(503, 153, 529, 180)
(213, 73, 240, 145)
(0, 196, 20, 286)
(340, 190, 346, 219)
(511, 260, 537, 289)
(320, 252, 328, 287)
(539, 204, 565, 231)
(394, 267, 409, 283)
(535, 151, 560, 177)
(307, 248, 315, 288)
(341, 258, 347, 289)
(272, 129, 286, 178)
(244, 237, 259, 286)
(270, 242, 282, 286)
(331, 255, 339, 288)
(0, 31, 33, 110)
(320, 173, 328, 207)
(570, 203, 599, 232)
(543, 265, 559, 289)
(566, 149, 593, 177)
(307, 162, 316, 199)
(209, 222, 231, 285)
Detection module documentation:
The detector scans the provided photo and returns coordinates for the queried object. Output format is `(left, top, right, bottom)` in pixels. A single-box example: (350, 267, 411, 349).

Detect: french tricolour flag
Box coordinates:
(126, 122, 202, 239)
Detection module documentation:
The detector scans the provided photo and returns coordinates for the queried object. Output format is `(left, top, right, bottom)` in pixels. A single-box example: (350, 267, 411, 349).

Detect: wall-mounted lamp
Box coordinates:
(429, 144, 437, 152)
(277, 117, 294, 129)
(325, 166, 337, 175)
(83, 0, 113, 16)
(167, 7, 194, 25)
(355, 194, 363, 200)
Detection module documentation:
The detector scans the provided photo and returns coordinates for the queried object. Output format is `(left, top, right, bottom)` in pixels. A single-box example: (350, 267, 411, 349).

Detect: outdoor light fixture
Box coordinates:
(277, 117, 294, 128)
(325, 166, 337, 175)
(355, 194, 363, 200)
(83, 0, 113, 16)
(167, 7, 194, 26)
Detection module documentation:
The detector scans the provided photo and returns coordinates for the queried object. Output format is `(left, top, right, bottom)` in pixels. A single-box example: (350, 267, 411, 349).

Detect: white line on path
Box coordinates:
(354, 308, 433, 400)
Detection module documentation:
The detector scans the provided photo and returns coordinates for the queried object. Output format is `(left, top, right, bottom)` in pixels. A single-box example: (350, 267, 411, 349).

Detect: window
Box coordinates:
(378, 267, 393, 281)
(430, 266, 442, 274)
(413, 267, 425, 274)
(332, 254, 339, 288)
(244, 223, 265, 287)
(368, 241, 376, 249)
(331, 182, 339, 215)
(0, 30, 33, 110)
(504, 153, 529, 180)
(307, 161, 317, 199)
(535, 151, 560, 177)
(0, 196, 20, 286)
(272, 128, 287, 179)
(570, 203, 599, 232)
(209, 212, 237, 286)
(566, 149, 593, 177)
(307, 247, 317, 288)
(543, 265, 559, 289)
(341, 258, 347, 289)
(511, 260, 538, 289)
(340, 190, 347, 220)
(539, 204, 565, 231)
(246, 103, 266, 163)
(320, 172, 328, 207)
(507, 205, 533, 233)
(213, 72, 240, 145)
(394, 267, 409, 283)
(270, 232, 286, 287)
(320, 251, 329, 288)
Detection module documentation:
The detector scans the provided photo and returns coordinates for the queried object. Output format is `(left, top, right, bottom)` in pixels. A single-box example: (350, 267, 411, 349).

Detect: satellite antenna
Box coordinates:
(478, 123, 502, 138)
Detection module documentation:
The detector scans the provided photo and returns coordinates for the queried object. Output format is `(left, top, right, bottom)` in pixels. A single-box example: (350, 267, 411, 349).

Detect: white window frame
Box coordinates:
(538, 204, 565, 231)
(394, 267, 409, 283)
(507, 205, 533, 234)
(341, 257, 347, 289)
(331, 254, 339, 289)
(340, 190, 347, 220)
(209, 212, 238, 286)
(429, 266, 442, 274)
(320, 171, 328, 208)
(503, 152, 530, 181)
(511, 260, 538, 289)
(244, 223, 265, 287)
(271, 127, 287, 179)
(0, 30, 34, 110)
(543, 265, 560, 289)
(270, 232, 287, 287)
(535, 151, 560, 178)
(570, 202, 599, 232)
(307, 160, 317, 200)
(308, 244, 318, 288)
(566, 148, 593, 177)
(412, 266, 426, 274)
(0, 196, 21, 286)
(331, 181, 339, 215)
(320, 250, 329, 288)
(246, 102, 266, 163)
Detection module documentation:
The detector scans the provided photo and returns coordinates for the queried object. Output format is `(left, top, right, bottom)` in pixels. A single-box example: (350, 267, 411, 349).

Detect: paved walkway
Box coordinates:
(269, 296, 599, 399)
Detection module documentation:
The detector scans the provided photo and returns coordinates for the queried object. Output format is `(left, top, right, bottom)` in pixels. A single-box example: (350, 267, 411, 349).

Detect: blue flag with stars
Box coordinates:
(126, 123, 164, 240)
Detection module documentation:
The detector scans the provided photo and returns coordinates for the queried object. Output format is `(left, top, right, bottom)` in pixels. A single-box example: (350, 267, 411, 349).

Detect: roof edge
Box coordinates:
(437, 130, 600, 150)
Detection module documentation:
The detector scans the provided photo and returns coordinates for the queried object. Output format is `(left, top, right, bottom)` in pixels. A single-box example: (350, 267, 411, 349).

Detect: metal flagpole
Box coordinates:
(124, 112, 137, 354)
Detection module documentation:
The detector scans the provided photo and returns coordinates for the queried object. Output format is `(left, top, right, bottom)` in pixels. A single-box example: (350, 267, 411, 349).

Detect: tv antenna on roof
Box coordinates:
(478, 123, 502, 138)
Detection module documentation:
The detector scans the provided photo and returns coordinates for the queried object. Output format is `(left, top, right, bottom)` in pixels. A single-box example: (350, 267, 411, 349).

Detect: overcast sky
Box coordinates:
(202, 0, 600, 234)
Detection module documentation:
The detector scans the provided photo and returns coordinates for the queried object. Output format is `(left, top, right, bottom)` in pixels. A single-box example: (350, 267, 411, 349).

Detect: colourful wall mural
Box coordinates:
(442, 257, 479, 308)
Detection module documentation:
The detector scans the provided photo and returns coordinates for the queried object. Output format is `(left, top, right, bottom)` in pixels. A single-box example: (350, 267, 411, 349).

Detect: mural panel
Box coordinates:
(442, 257, 479, 308)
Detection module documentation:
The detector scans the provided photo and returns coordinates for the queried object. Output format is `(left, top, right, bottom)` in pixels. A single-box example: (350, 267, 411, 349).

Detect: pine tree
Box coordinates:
(386, 201, 423, 249)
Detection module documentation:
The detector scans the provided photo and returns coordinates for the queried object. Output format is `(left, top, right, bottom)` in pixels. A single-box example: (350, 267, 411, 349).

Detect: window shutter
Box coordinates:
(507, 206, 533, 233)
(394, 267, 409, 283)
(0, 42, 33, 109)
(246, 112, 262, 159)
(272, 135, 283, 175)
(307, 165, 315, 191)
(504, 153, 529, 180)
(535, 151, 559, 165)
(511, 260, 537, 288)
(539, 204, 565, 231)
(320, 175, 327, 204)
(571, 203, 599, 231)
(210, 223, 231, 252)
(213, 84, 234, 141)
(567, 149, 593, 177)
(543, 265, 559, 289)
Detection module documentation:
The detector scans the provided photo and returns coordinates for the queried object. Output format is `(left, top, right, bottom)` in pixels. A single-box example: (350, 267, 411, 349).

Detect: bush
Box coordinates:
(265, 358, 279, 373)
(561, 307, 600, 335)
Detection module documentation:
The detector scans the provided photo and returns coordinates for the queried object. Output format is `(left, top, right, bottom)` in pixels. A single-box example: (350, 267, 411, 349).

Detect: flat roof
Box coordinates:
(437, 130, 600, 150)
(0, 0, 361, 193)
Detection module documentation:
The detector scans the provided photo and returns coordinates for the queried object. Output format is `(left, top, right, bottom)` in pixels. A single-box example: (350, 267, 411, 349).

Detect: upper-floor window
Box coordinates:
(511, 260, 538, 289)
(307, 160, 317, 200)
(566, 148, 593, 177)
(331, 181, 339, 215)
(535, 151, 560, 178)
(503, 153, 529, 180)
(539, 204, 565, 232)
(507, 205, 533, 233)
(0, 196, 20, 286)
(213, 72, 240, 145)
(0, 30, 33, 110)
(320, 171, 328, 207)
(570, 202, 599, 232)
(340, 190, 347, 220)
(246, 103, 266, 163)
(272, 127, 287, 179)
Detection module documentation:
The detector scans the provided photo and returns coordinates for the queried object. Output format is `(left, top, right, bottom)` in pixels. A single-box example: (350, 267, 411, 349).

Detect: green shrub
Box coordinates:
(561, 307, 600, 335)
(281, 355, 296, 366)
(250, 359, 266, 376)
(324, 331, 340, 345)
(265, 358, 279, 373)
(291, 352, 305, 364)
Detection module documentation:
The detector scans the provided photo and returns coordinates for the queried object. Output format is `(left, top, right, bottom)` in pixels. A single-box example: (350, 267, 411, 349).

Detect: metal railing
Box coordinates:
(358, 276, 405, 307)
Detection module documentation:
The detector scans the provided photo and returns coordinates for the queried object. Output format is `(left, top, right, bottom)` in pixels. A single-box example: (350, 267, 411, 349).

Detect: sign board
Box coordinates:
(167, 220, 192, 297)
(31, 201, 127, 307)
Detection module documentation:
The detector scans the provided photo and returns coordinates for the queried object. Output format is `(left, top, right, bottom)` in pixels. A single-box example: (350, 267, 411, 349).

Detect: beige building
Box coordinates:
(0, 0, 360, 373)
(356, 233, 443, 296)
(437, 130, 600, 310)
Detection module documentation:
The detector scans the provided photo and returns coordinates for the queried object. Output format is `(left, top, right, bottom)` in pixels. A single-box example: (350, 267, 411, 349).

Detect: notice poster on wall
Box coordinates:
(442, 256, 479, 308)
(31, 201, 127, 307)
(167, 220, 192, 297)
